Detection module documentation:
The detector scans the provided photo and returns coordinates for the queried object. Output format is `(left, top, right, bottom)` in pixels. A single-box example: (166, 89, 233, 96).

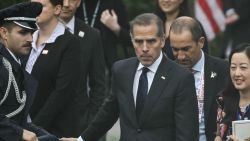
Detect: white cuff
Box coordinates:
(226, 8, 236, 16)
(77, 136, 84, 141)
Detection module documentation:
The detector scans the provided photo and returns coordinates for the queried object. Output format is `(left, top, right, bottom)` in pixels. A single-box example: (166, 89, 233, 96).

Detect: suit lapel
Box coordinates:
(204, 55, 217, 123)
(139, 56, 171, 125)
(124, 59, 139, 126)
(74, 19, 80, 35)
(74, 18, 86, 38)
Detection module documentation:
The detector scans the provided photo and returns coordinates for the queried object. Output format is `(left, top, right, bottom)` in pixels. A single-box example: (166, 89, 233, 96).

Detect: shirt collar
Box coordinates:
(66, 16, 75, 34)
(137, 51, 163, 73)
(32, 22, 66, 49)
(6, 48, 21, 64)
(192, 50, 205, 72)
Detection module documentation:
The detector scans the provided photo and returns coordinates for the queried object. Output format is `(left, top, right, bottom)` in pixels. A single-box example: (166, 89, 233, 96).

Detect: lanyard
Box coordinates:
(82, 0, 100, 27)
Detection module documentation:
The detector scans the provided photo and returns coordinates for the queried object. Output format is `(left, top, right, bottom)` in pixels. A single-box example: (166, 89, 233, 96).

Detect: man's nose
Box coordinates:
(27, 33, 33, 42)
(177, 51, 185, 60)
(142, 41, 149, 52)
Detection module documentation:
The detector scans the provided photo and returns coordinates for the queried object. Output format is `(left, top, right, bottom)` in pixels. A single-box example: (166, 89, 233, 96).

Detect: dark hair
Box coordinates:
(222, 43, 250, 124)
(169, 16, 203, 42)
(0, 22, 15, 31)
(155, 0, 190, 23)
(229, 43, 250, 63)
(130, 13, 164, 38)
(49, 0, 63, 6)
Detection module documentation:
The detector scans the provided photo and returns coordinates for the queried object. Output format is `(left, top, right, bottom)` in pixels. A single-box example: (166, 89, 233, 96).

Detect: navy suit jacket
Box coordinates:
(71, 18, 106, 134)
(81, 54, 199, 141)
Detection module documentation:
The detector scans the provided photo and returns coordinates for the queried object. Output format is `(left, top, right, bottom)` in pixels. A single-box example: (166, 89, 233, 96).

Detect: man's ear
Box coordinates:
(198, 37, 205, 49)
(54, 4, 62, 16)
(0, 27, 8, 40)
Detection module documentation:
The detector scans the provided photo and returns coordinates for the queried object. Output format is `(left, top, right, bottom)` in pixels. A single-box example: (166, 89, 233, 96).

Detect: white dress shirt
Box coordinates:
(192, 51, 207, 141)
(66, 16, 75, 34)
(25, 22, 65, 73)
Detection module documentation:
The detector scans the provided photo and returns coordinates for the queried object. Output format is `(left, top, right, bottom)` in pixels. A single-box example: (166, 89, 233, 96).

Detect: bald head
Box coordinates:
(169, 16, 203, 42)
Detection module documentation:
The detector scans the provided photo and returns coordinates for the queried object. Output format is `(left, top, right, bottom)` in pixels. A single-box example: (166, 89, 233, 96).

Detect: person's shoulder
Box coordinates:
(58, 29, 79, 41)
(206, 54, 229, 68)
(164, 57, 190, 74)
(113, 57, 137, 67)
(75, 17, 100, 35)
(54, 30, 81, 50)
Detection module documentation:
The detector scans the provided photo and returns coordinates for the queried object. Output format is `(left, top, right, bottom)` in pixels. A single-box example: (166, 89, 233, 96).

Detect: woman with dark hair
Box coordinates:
(155, 0, 208, 60)
(215, 43, 250, 141)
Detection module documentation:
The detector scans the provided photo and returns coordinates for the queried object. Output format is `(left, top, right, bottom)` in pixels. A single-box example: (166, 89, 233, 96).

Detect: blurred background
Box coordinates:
(0, 0, 223, 57)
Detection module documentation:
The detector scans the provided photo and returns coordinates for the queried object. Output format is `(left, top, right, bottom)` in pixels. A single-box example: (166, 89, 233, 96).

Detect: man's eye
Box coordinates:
(18, 30, 31, 35)
(172, 47, 179, 52)
(147, 39, 156, 44)
(134, 40, 143, 44)
(182, 47, 189, 52)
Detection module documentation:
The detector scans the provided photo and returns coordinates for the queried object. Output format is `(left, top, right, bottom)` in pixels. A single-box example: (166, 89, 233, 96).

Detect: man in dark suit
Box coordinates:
(169, 16, 229, 141)
(75, 0, 132, 94)
(61, 13, 199, 141)
(60, 0, 106, 135)
(0, 2, 57, 141)
(75, 0, 131, 69)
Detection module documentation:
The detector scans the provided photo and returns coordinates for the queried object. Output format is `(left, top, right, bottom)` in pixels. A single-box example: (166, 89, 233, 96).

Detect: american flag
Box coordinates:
(195, 0, 225, 41)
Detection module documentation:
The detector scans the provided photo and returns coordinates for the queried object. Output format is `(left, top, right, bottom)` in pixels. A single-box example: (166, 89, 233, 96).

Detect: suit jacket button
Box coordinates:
(137, 129, 142, 133)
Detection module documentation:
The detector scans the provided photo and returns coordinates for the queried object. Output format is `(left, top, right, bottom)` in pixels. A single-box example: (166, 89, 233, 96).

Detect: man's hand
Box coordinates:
(22, 129, 38, 141)
(225, 13, 239, 25)
(100, 9, 121, 35)
(60, 137, 78, 141)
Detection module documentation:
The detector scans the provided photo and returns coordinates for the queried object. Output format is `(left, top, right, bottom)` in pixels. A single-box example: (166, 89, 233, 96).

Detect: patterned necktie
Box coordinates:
(190, 68, 197, 74)
(136, 67, 149, 120)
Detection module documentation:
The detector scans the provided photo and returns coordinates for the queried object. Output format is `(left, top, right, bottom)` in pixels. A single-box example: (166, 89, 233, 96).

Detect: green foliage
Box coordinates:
(123, 0, 156, 20)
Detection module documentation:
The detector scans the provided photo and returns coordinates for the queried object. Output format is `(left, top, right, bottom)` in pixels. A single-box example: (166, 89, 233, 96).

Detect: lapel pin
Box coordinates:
(42, 50, 48, 55)
(161, 76, 166, 80)
(210, 71, 217, 78)
(78, 31, 85, 38)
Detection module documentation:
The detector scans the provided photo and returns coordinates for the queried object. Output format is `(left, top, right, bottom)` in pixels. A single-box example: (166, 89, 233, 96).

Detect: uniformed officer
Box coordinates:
(0, 2, 58, 141)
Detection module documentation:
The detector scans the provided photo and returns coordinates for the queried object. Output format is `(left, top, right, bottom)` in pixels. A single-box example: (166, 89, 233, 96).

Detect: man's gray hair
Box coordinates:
(169, 16, 203, 42)
(130, 13, 165, 38)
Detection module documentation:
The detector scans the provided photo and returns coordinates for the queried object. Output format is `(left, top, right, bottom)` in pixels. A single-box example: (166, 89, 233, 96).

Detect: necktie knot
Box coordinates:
(142, 67, 149, 74)
(189, 68, 197, 74)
